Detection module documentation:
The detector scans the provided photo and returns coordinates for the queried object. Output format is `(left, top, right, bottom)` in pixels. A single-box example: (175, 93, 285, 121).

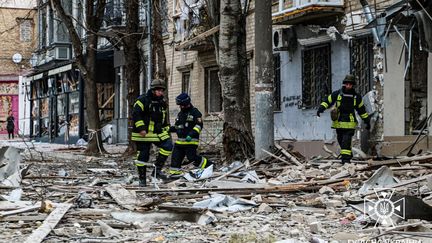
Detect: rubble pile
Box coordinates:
(0, 141, 431, 242)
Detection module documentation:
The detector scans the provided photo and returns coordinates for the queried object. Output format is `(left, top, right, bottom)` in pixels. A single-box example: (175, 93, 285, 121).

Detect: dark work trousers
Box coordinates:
(336, 128, 355, 162)
(170, 144, 208, 170)
(7, 129, 14, 139)
(135, 139, 173, 169)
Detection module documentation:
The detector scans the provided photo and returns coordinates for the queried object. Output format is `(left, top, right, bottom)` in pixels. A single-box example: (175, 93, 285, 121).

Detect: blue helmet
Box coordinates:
(176, 93, 191, 106)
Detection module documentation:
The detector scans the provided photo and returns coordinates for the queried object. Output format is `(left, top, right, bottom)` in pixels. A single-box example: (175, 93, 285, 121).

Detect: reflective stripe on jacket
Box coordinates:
(319, 89, 369, 129)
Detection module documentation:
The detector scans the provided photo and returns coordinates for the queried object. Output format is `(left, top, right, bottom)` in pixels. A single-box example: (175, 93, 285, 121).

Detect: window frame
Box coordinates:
(301, 43, 332, 109)
(181, 71, 191, 94)
(204, 66, 222, 114)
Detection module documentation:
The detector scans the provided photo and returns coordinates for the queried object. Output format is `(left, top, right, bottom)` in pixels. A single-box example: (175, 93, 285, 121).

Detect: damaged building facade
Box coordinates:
(0, 1, 37, 137)
(23, 0, 116, 143)
(162, 0, 256, 145)
(272, 0, 432, 157)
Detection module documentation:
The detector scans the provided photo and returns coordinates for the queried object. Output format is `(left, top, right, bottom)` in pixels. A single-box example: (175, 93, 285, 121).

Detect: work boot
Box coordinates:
(168, 168, 184, 180)
(341, 159, 350, 165)
(195, 157, 213, 169)
(137, 166, 147, 187)
(151, 168, 168, 180)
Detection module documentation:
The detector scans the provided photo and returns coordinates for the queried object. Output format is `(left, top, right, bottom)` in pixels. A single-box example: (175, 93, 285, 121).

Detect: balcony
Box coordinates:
(272, 0, 345, 25)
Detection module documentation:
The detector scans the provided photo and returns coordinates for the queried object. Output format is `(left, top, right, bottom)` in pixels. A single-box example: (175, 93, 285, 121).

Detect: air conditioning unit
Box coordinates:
(272, 28, 292, 50)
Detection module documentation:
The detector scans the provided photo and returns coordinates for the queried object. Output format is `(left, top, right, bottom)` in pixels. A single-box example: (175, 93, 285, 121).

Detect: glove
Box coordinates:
(139, 130, 147, 137)
(185, 135, 192, 142)
(316, 110, 321, 117)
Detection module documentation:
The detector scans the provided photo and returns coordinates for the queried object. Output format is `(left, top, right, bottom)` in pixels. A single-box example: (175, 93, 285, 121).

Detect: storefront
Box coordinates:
(27, 63, 84, 143)
(0, 77, 19, 136)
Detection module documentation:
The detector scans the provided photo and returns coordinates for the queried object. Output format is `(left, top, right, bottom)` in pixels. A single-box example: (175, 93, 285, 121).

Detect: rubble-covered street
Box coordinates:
(1, 140, 431, 243)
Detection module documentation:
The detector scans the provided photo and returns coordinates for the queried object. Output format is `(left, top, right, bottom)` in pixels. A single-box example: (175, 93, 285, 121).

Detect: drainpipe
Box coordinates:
(360, 0, 381, 44)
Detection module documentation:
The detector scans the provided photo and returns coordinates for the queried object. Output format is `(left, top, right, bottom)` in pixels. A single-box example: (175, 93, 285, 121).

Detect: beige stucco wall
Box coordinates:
(0, 6, 37, 76)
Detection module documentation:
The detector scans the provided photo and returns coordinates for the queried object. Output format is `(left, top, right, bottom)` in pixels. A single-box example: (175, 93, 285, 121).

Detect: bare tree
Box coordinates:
(153, 0, 168, 82)
(218, 0, 254, 161)
(51, 0, 107, 154)
(122, 0, 142, 155)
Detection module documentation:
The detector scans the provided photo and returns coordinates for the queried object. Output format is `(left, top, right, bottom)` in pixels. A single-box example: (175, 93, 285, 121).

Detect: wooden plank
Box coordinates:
(0, 201, 35, 211)
(0, 203, 40, 218)
(213, 159, 263, 181)
(368, 154, 432, 167)
(105, 184, 138, 211)
(275, 144, 303, 166)
(262, 149, 291, 165)
(175, 25, 220, 51)
(97, 220, 120, 237)
(24, 203, 72, 243)
(0, 215, 47, 222)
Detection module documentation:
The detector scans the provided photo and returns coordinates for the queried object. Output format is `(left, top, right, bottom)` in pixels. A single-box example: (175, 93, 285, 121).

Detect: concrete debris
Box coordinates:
(358, 166, 399, 195)
(239, 170, 263, 184)
(257, 203, 273, 214)
(193, 194, 257, 212)
(196, 211, 217, 225)
(318, 186, 335, 195)
(2, 188, 23, 201)
(0, 141, 431, 242)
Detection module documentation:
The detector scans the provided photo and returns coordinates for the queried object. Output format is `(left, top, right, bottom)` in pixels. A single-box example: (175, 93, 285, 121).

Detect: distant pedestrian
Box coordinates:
(6, 111, 15, 139)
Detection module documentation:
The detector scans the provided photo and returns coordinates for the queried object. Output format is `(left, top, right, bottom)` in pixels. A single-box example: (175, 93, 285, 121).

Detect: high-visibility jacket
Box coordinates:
(131, 90, 170, 142)
(170, 105, 203, 146)
(319, 88, 369, 129)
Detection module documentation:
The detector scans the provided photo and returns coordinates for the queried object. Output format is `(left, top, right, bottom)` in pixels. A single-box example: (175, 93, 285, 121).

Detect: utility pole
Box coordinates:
(254, 0, 274, 159)
(147, 0, 152, 89)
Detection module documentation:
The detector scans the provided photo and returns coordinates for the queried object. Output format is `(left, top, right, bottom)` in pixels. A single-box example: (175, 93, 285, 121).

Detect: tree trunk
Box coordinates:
(52, 0, 107, 155)
(83, 33, 105, 154)
(123, 0, 141, 155)
(153, 0, 167, 82)
(84, 2, 107, 155)
(254, 0, 274, 159)
(219, 0, 254, 161)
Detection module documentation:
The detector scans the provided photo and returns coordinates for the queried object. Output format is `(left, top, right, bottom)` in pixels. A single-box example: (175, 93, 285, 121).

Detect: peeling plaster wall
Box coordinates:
(383, 33, 405, 136)
(274, 37, 350, 141)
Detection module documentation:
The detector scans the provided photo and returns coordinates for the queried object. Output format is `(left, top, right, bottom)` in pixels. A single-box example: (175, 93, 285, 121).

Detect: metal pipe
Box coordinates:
(359, 0, 380, 44)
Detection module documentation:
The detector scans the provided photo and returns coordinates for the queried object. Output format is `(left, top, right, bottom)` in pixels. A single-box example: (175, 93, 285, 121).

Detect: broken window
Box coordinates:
(350, 36, 373, 96)
(406, 31, 429, 135)
(301, 44, 331, 108)
(205, 67, 222, 113)
(274, 53, 282, 111)
(181, 71, 190, 94)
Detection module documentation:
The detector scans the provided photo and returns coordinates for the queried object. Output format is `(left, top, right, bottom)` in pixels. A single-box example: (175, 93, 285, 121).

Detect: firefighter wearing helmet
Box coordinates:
(131, 79, 173, 186)
(317, 74, 370, 164)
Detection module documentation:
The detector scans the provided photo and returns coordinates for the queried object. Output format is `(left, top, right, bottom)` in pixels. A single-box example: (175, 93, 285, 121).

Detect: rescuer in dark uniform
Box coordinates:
(317, 74, 370, 164)
(168, 93, 213, 177)
(131, 79, 173, 186)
